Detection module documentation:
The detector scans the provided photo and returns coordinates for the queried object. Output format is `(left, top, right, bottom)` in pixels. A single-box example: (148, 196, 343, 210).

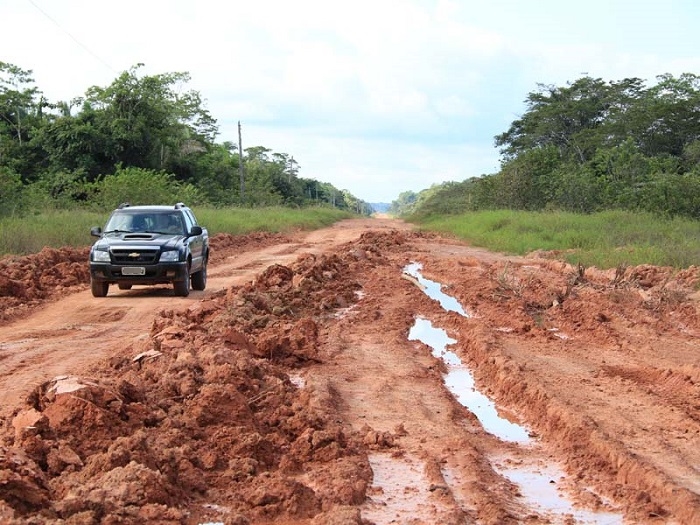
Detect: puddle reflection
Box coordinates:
(403, 262, 624, 523)
(404, 262, 469, 316)
(495, 459, 623, 524)
(409, 317, 531, 443)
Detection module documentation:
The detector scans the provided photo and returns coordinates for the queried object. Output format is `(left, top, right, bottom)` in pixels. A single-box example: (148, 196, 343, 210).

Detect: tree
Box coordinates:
(0, 62, 42, 146)
(78, 64, 218, 176)
(0, 60, 374, 214)
(389, 190, 418, 216)
(0, 62, 48, 180)
(495, 76, 615, 163)
(630, 73, 700, 158)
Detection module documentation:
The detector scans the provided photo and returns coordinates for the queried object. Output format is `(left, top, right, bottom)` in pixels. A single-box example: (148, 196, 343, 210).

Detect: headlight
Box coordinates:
(92, 250, 111, 262)
(159, 250, 180, 262)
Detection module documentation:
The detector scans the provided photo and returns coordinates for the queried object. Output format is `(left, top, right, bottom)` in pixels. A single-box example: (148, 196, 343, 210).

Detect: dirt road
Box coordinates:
(0, 218, 698, 524)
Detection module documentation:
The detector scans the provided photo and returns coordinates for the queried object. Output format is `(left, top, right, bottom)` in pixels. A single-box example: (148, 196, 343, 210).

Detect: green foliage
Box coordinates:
(0, 206, 352, 257)
(401, 73, 700, 220)
(637, 172, 700, 217)
(92, 167, 204, 209)
(415, 209, 700, 269)
(399, 181, 474, 218)
(549, 164, 605, 213)
(389, 190, 418, 216)
(0, 209, 104, 255)
(0, 60, 371, 217)
(75, 65, 218, 178)
(469, 73, 700, 218)
(0, 167, 24, 216)
(195, 206, 353, 236)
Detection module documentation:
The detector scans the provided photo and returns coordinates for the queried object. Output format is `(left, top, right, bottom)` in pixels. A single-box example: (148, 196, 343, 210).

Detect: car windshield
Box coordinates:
(105, 212, 184, 234)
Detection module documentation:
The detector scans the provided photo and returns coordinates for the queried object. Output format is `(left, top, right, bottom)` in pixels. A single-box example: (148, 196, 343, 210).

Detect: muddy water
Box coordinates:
(408, 316, 531, 443)
(362, 453, 450, 524)
(399, 263, 624, 524)
(492, 457, 622, 525)
(404, 262, 468, 316)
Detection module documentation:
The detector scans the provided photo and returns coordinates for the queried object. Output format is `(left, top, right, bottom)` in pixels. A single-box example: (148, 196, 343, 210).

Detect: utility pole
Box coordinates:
(287, 155, 296, 183)
(238, 121, 245, 201)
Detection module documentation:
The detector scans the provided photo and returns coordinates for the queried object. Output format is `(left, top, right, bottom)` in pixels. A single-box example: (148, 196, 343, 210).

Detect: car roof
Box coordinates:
(113, 205, 189, 212)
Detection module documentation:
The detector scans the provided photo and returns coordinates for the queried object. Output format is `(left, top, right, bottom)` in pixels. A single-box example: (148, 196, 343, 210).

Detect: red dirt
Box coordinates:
(0, 218, 699, 524)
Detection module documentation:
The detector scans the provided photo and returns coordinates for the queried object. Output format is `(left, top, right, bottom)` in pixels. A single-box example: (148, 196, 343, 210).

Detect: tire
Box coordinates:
(173, 277, 190, 297)
(191, 262, 207, 291)
(118, 283, 132, 290)
(91, 279, 109, 297)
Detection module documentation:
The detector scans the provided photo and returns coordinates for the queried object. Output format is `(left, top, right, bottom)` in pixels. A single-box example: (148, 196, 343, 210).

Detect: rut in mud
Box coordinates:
(0, 218, 699, 524)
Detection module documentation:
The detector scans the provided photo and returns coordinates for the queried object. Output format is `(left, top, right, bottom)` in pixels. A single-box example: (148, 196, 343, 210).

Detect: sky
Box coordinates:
(3, 0, 700, 203)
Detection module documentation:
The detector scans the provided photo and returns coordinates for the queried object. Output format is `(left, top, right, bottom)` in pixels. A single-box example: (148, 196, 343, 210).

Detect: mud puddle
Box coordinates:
(408, 317, 530, 443)
(362, 453, 457, 524)
(403, 262, 468, 316)
(402, 262, 624, 524)
(492, 456, 623, 524)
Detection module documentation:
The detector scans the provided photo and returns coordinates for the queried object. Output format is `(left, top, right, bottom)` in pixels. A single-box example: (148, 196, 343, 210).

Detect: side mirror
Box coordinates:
(90, 226, 102, 237)
(189, 226, 203, 236)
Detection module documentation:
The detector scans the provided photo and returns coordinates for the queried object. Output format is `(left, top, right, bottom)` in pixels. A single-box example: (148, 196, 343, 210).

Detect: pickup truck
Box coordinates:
(88, 203, 209, 297)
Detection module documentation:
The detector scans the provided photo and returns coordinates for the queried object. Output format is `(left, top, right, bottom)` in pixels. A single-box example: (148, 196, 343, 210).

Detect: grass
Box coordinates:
(413, 209, 700, 269)
(5, 205, 698, 270)
(0, 210, 106, 256)
(195, 206, 353, 236)
(0, 206, 353, 257)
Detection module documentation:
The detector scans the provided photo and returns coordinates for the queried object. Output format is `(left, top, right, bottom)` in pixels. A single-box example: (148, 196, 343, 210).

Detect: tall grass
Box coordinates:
(415, 209, 700, 269)
(0, 210, 105, 256)
(195, 206, 353, 236)
(0, 206, 353, 257)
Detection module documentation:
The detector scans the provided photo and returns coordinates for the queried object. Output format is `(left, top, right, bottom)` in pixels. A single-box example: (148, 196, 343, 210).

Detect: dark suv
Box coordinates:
(88, 203, 209, 297)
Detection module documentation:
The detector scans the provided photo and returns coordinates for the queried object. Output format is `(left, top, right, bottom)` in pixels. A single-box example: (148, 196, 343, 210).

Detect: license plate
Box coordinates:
(122, 266, 145, 276)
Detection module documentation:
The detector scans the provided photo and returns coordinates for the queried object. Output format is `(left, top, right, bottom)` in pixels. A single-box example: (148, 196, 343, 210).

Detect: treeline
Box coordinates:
(392, 73, 700, 218)
(0, 62, 372, 216)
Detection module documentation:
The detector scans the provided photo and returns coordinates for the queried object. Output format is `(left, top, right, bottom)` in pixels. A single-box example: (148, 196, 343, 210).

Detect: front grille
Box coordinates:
(111, 249, 160, 264)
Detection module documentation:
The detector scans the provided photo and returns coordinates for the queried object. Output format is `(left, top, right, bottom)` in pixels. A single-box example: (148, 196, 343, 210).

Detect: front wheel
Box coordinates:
(173, 277, 190, 297)
(191, 263, 207, 291)
(91, 279, 109, 297)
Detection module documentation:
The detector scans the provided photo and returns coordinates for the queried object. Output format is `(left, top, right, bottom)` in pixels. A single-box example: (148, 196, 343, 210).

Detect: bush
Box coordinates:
(92, 167, 206, 209)
(0, 167, 24, 217)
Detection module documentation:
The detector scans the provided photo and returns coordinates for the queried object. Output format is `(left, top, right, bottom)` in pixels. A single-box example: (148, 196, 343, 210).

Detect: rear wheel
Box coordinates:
(191, 262, 207, 291)
(91, 279, 109, 297)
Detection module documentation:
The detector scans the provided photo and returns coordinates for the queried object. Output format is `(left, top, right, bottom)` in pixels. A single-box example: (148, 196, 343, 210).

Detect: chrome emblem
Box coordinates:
(128, 252, 141, 258)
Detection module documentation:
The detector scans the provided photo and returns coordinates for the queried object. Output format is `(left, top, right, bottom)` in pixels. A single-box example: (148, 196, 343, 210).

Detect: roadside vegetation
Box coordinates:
(0, 206, 351, 256)
(389, 73, 700, 270)
(6, 60, 700, 270)
(417, 209, 700, 269)
(0, 61, 372, 223)
(0, 61, 367, 257)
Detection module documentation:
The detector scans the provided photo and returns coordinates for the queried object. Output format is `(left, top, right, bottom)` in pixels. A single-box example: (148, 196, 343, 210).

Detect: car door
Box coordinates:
(183, 210, 204, 271)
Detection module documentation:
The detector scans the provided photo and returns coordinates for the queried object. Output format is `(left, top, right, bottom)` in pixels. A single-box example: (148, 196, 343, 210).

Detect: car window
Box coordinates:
(105, 213, 131, 232)
(131, 214, 151, 231)
(182, 211, 195, 232)
(162, 213, 184, 234)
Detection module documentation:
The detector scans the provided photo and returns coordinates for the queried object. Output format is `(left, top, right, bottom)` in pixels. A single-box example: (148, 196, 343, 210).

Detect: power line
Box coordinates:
(26, 0, 117, 74)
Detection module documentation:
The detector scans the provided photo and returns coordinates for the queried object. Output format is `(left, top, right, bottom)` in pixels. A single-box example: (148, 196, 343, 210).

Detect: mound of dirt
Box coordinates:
(0, 232, 295, 325)
(0, 247, 91, 324)
(0, 240, 385, 524)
